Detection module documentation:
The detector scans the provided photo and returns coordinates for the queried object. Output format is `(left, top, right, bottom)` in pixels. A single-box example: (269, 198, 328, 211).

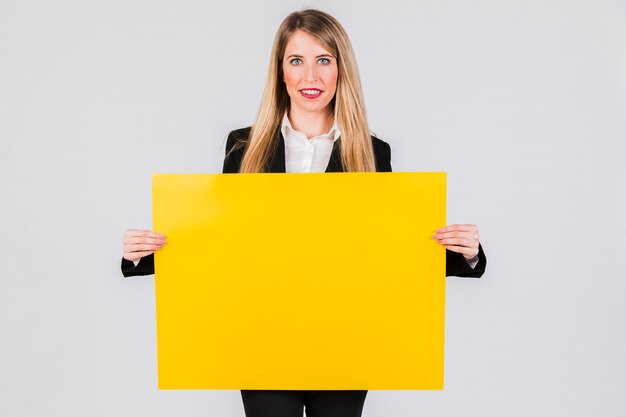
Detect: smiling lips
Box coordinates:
(300, 88, 323, 99)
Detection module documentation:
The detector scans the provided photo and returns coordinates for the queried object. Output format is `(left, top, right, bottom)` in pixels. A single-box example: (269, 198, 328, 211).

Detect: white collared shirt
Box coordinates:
(281, 112, 340, 173)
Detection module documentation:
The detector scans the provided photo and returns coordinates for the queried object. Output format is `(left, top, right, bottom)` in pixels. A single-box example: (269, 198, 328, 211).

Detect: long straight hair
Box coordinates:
(236, 9, 376, 173)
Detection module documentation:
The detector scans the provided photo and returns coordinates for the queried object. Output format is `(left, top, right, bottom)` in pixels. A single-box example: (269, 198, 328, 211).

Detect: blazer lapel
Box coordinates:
(268, 130, 343, 173)
(267, 131, 287, 173)
(324, 140, 343, 172)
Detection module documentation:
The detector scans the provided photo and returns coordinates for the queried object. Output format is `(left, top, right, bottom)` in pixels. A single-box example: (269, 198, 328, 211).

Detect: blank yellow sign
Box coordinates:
(153, 172, 446, 390)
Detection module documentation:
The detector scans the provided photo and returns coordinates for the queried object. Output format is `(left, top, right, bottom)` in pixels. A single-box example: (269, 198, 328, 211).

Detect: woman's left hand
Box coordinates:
(432, 224, 480, 259)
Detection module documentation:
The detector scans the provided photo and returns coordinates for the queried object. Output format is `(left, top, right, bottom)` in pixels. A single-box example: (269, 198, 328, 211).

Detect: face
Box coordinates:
(282, 29, 338, 116)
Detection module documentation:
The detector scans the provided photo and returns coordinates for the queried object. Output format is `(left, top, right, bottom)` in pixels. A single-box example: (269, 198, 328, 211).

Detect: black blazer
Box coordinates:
(122, 127, 486, 278)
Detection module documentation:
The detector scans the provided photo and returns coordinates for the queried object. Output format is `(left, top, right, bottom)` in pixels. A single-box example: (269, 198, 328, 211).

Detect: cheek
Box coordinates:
(330, 74, 338, 92)
(282, 67, 299, 91)
(324, 68, 339, 93)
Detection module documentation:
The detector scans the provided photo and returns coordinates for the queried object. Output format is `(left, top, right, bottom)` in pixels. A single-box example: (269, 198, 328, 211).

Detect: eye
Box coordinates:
(290, 58, 302, 65)
(319, 57, 331, 64)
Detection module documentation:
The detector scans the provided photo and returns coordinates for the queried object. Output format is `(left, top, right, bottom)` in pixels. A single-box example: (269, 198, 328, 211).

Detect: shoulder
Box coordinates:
(371, 135, 391, 152)
(228, 126, 252, 139)
(226, 126, 252, 152)
(222, 126, 252, 173)
(370, 134, 392, 172)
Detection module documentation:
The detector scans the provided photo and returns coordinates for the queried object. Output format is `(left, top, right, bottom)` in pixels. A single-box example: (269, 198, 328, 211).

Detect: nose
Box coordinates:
(304, 62, 318, 82)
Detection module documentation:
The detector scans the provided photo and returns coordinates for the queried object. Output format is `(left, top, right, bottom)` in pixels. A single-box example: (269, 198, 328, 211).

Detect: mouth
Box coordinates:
(299, 88, 323, 99)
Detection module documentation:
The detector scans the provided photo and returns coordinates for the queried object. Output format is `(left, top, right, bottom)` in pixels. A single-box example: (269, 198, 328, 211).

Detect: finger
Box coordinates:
(435, 224, 478, 234)
(124, 243, 163, 252)
(432, 231, 479, 240)
(124, 236, 166, 245)
(442, 244, 478, 257)
(125, 229, 166, 239)
(437, 238, 479, 248)
(123, 250, 156, 262)
(125, 229, 167, 239)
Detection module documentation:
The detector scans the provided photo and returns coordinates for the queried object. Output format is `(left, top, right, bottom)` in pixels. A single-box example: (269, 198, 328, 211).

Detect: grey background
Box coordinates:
(1, 0, 625, 416)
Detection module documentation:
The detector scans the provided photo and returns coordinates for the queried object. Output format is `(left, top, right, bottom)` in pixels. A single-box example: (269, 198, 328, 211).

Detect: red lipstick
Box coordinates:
(300, 88, 322, 99)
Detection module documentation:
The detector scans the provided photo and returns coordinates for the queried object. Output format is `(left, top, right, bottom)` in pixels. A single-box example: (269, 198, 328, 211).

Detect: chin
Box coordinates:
(299, 102, 331, 114)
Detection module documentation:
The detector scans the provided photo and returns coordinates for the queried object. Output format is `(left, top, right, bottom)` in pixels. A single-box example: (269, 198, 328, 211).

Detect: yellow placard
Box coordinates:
(153, 172, 446, 390)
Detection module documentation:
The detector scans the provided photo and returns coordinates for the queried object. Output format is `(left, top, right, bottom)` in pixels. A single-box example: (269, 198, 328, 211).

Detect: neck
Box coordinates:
(288, 107, 334, 139)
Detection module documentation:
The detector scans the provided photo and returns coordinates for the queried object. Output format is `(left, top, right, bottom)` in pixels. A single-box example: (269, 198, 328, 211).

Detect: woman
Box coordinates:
(122, 9, 486, 417)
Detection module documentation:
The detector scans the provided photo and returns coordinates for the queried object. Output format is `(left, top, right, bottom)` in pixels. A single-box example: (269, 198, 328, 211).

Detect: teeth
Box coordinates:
(302, 89, 321, 95)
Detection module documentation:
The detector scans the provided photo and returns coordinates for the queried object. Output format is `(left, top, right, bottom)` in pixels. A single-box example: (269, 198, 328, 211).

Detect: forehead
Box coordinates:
(284, 30, 332, 56)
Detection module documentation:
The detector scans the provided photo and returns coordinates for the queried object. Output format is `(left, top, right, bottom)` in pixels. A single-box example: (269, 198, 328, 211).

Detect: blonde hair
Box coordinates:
(235, 9, 376, 173)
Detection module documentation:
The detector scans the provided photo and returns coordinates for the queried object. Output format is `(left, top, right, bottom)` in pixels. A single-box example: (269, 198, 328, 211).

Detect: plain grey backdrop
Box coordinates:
(1, 0, 625, 416)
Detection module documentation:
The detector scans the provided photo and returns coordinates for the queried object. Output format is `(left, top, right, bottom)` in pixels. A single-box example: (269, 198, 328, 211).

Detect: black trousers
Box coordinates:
(240, 390, 368, 417)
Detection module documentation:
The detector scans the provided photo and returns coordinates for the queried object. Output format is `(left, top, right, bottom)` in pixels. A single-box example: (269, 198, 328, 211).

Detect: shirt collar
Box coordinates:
(281, 112, 341, 142)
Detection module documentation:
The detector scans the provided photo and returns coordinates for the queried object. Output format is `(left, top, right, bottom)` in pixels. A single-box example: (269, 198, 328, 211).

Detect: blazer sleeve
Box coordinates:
(121, 255, 154, 277)
(446, 243, 487, 278)
(381, 138, 486, 278)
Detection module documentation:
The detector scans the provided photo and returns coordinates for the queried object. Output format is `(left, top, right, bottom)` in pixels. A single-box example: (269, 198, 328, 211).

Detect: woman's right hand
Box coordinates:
(123, 229, 167, 262)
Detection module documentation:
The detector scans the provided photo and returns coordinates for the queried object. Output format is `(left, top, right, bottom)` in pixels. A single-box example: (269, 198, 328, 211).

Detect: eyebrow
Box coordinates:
(286, 54, 334, 59)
